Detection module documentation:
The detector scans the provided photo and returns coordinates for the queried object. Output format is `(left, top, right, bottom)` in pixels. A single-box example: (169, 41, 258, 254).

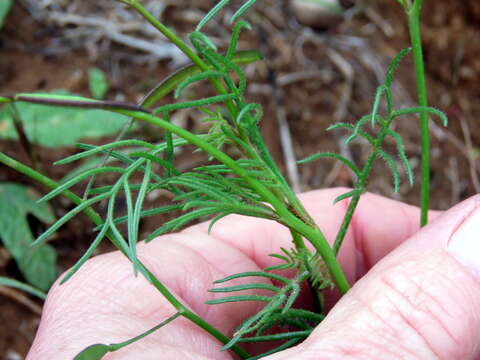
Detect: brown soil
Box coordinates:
(1, 0, 479, 358)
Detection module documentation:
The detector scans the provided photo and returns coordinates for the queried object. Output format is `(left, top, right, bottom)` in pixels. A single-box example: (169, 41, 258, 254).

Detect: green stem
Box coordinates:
(8, 86, 350, 294)
(121, 0, 204, 69)
(114, 108, 350, 294)
(333, 121, 393, 255)
(296, 223, 350, 294)
(122, 0, 240, 118)
(109, 312, 182, 351)
(290, 229, 306, 250)
(0, 152, 250, 359)
(123, 0, 310, 230)
(407, 0, 429, 227)
(122, 1, 303, 215)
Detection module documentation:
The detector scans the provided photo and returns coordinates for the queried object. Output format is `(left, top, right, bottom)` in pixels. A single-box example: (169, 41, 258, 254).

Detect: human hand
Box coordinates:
(27, 189, 480, 359)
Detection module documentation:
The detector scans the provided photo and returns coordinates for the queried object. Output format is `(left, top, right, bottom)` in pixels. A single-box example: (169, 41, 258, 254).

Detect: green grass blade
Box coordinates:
(209, 283, 280, 293)
(0, 277, 46, 300)
(152, 94, 236, 115)
(238, 330, 310, 343)
(60, 223, 110, 284)
(226, 21, 252, 60)
(333, 188, 364, 204)
(371, 85, 388, 126)
(245, 338, 302, 360)
(129, 152, 180, 176)
(386, 129, 414, 185)
(55, 140, 155, 165)
(377, 150, 400, 192)
(196, 0, 230, 30)
(38, 167, 125, 203)
(146, 207, 219, 241)
(130, 161, 152, 260)
(298, 152, 360, 178)
(385, 47, 412, 87)
(392, 106, 448, 126)
(174, 70, 222, 98)
(142, 50, 262, 107)
(33, 192, 111, 246)
(231, 0, 258, 23)
(205, 294, 272, 305)
(214, 271, 289, 284)
(74, 312, 181, 360)
(103, 203, 183, 229)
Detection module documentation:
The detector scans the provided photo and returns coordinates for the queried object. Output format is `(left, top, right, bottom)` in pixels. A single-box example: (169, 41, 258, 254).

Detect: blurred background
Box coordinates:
(0, 0, 479, 358)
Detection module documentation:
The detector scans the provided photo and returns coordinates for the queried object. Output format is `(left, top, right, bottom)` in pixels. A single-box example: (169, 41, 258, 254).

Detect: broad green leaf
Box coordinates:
(0, 0, 12, 30)
(0, 183, 57, 290)
(0, 90, 130, 147)
(88, 68, 109, 100)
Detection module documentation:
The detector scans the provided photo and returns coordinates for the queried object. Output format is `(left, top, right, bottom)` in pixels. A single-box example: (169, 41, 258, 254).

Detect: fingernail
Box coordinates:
(447, 206, 480, 276)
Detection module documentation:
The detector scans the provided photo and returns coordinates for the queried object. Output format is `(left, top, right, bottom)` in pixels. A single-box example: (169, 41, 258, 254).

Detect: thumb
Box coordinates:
(270, 195, 480, 360)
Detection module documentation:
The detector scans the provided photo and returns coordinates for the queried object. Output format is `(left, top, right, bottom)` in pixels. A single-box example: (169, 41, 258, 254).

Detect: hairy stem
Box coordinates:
(121, 1, 308, 218)
(123, 0, 299, 207)
(114, 108, 350, 294)
(407, 0, 429, 227)
(333, 123, 392, 255)
(122, 1, 240, 117)
(122, 0, 316, 237)
(109, 312, 182, 351)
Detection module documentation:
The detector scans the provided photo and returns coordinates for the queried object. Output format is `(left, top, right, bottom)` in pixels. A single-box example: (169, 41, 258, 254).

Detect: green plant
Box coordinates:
(88, 68, 110, 100)
(0, 276, 46, 300)
(0, 183, 56, 291)
(0, 90, 129, 147)
(0, 86, 133, 294)
(0, 0, 447, 359)
(396, 0, 430, 226)
(0, 0, 12, 30)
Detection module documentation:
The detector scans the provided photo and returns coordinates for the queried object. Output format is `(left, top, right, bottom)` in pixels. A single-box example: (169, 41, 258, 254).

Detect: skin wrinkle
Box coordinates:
(139, 231, 269, 337)
(245, 218, 285, 269)
(377, 274, 440, 359)
(298, 329, 408, 360)
(181, 189, 435, 355)
(45, 256, 152, 327)
(304, 284, 413, 360)
(446, 200, 480, 249)
(138, 243, 192, 307)
(34, 190, 480, 360)
(42, 261, 198, 356)
(103, 320, 231, 360)
(171, 230, 268, 326)
(401, 256, 462, 349)
(422, 257, 480, 357)
(114, 305, 231, 359)
(349, 287, 419, 359)
(154, 318, 230, 360)
(374, 253, 479, 360)
(197, 213, 293, 270)
(138, 240, 213, 317)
